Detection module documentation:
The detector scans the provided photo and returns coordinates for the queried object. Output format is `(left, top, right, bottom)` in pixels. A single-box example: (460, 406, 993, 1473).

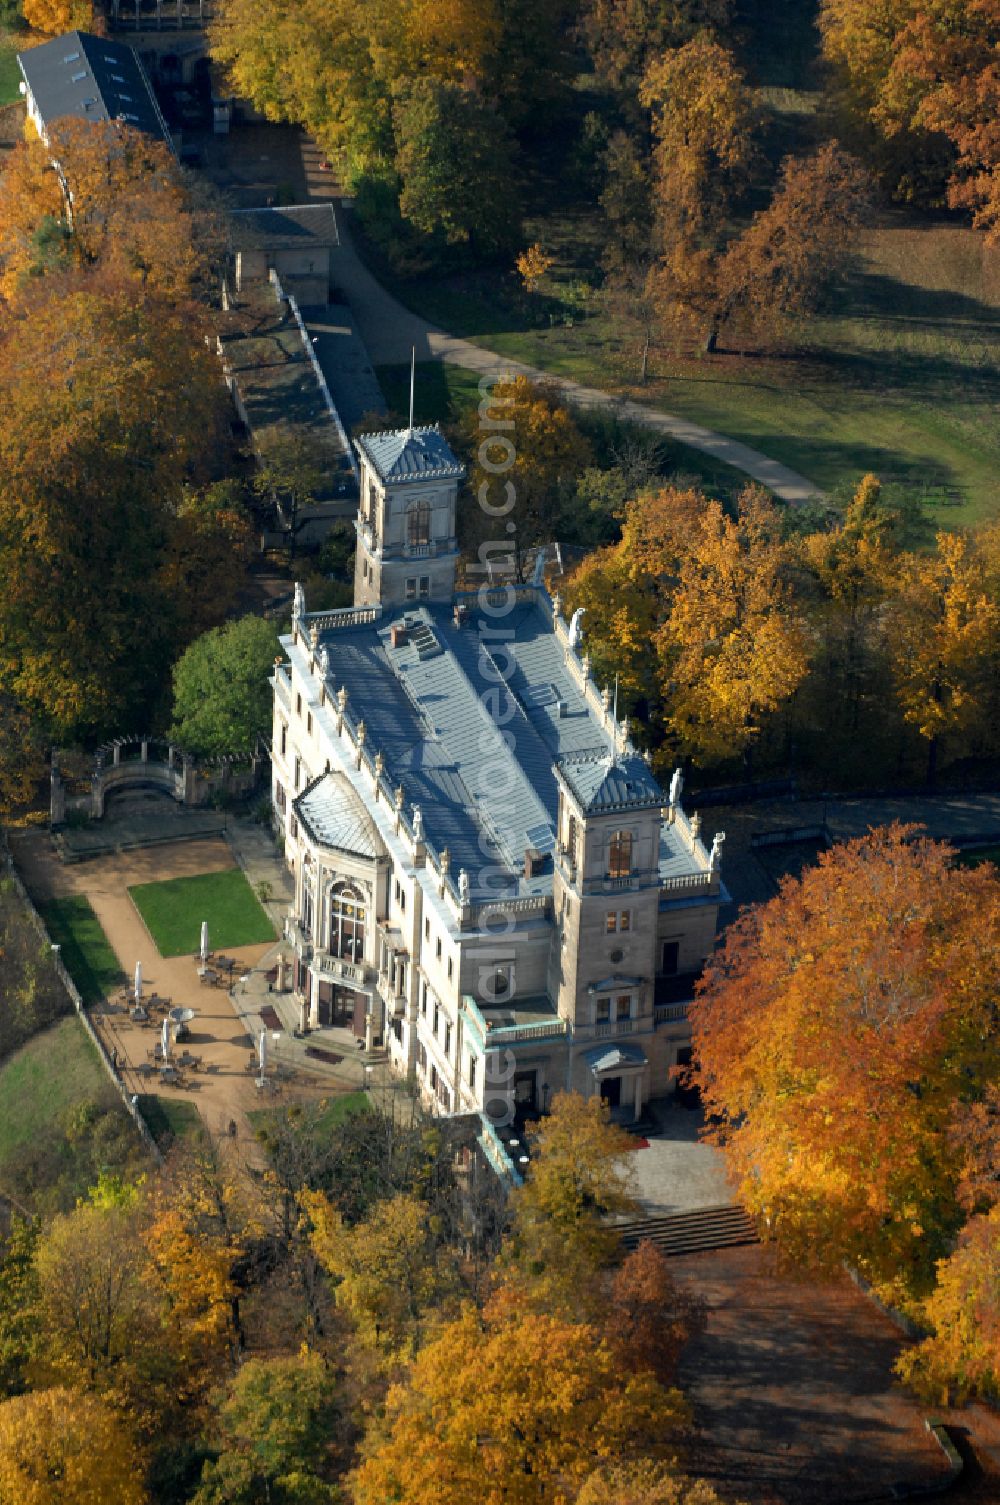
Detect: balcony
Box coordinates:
(461, 994, 568, 1047)
(594, 1018, 634, 1039)
(311, 951, 373, 987)
(654, 1002, 689, 1025)
(403, 541, 435, 559)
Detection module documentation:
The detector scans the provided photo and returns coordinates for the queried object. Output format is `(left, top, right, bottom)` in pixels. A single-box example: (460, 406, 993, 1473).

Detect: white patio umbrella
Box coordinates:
(200, 921, 209, 964)
(134, 961, 143, 1001)
(258, 1029, 268, 1076)
(161, 1017, 170, 1061)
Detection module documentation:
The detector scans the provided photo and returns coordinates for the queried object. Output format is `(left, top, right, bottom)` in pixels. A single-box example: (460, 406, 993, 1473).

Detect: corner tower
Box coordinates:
(353, 425, 466, 609)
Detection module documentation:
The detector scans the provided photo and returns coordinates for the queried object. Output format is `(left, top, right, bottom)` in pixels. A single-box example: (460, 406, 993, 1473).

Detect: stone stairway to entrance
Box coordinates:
(615, 1203, 759, 1258)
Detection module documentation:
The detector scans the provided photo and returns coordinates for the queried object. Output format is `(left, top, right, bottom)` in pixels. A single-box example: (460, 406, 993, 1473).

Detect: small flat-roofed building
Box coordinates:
(230, 205, 341, 305)
(218, 277, 359, 540)
(17, 30, 172, 151)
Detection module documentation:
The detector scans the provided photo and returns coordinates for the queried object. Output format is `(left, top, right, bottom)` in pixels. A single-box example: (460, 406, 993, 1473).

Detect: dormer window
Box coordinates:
(63, 51, 81, 62)
(70, 70, 87, 82)
(608, 830, 633, 880)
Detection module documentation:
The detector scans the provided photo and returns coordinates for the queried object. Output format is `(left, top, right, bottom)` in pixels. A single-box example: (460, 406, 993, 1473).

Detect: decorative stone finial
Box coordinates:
(601, 684, 611, 711)
(394, 785, 404, 810)
(440, 846, 450, 873)
(690, 811, 702, 841)
(337, 686, 348, 711)
(581, 651, 591, 682)
(669, 766, 683, 809)
(710, 831, 726, 870)
(459, 868, 470, 903)
(293, 581, 305, 622)
(552, 590, 563, 618)
(412, 805, 423, 841)
(374, 750, 384, 777)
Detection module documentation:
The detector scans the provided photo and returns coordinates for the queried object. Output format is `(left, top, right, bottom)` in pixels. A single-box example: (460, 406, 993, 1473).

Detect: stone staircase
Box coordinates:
(615, 1203, 759, 1258)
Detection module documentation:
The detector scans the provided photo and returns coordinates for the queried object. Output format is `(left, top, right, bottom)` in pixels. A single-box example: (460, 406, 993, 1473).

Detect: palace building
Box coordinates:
(270, 415, 726, 1134)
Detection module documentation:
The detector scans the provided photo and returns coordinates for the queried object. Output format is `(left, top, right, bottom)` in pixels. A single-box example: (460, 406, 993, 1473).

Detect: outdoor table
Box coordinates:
(159, 1066, 179, 1085)
(199, 969, 218, 987)
(131, 1006, 148, 1023)
(215, 956, 236, 975)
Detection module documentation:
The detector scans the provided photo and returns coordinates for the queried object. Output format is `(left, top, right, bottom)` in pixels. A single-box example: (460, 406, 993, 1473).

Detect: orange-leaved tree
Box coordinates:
(22, 0, 95, 34)
(690, 824, 1000, 1308)
(351, 1304, 687, 1505)
(0, 119, 222, 307)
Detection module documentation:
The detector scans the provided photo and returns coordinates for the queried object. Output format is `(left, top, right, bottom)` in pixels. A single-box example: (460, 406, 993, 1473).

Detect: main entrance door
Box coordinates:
(599, 1076, 622, 1108)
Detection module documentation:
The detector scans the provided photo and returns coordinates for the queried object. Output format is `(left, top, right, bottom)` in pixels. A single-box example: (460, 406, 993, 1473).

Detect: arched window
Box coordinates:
(407, 499, 431, 548)
(329, 883, 365, 961)
(608, 830, 633, 879)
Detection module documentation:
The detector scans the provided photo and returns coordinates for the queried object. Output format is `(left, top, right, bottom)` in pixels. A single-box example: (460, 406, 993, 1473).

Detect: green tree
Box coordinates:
(194, 1352, 340, 1505)
(394, 79, 521, 253)
(169, 616, 280, 759)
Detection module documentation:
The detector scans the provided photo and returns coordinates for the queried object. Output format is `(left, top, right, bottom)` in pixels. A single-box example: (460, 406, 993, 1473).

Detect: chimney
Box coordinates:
(390, 621, 408, 649)
(525, 848, 546, 879)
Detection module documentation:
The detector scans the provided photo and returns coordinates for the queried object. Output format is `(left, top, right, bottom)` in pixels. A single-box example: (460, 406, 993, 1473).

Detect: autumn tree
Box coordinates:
(169, 616, 281, 760)
(606, 1239, 706, 1386)
(0, 272, 226, 785)
(577, 1463, 735, 1505)
(351, 1305, 687, 1505)
(498, 1092, 638, 1318)
(562, 544, 660, 703)
(657, 487, 810, 768)
(581, 0, 733, 92)
(193, 1351, 339, 1505)
(819, 0, 1000, 224)
(888, 530, 1000, 783)
(642, 36, 758, 241)
(896, 1203, 1000, 1403)
(31, 1191, 158, 1395)
(710, 144, 870, 348)
(690, 825, 1000, 1308)
(21, 0, 93, 33)
(0, 1387, 148, 1505)
(465, 376, 593, 575)
(307, 1190, 457, 1357)
(0, 120, 223, 307)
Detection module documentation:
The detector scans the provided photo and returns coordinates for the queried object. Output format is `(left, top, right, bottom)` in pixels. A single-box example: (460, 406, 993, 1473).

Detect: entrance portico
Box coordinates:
(584, 1042, 648, 1122)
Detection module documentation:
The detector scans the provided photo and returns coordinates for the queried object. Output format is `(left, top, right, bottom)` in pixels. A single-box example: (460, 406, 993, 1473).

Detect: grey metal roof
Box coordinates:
(293, 772, 383, 858)
(230, 205, 340, 252)
(556, 750, 664, 814)
(583, 1043, 648, 1073)
(354, 425, 465, 485)
(298, 592, 703, 903)
(17, 31, 170, 147)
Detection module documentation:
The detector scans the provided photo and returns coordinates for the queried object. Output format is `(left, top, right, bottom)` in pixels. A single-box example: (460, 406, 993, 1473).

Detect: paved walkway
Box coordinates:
(296, 138, 823, 507)
(10, 828, 384, 1154)
(671, 1244, 952, 1504)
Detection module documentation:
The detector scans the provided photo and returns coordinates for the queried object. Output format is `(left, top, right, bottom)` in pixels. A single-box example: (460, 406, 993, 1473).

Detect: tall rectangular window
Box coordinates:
(608, 830, 633, 879)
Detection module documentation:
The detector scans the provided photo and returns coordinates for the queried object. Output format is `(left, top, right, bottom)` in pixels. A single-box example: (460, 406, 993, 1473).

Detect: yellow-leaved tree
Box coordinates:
(22, 0, 94, 34)
(351, 1305, 687, 1505)
(658, 487, 810, 769)
(0, 1388, 147, 1505)
(889, 530, 1000, 784)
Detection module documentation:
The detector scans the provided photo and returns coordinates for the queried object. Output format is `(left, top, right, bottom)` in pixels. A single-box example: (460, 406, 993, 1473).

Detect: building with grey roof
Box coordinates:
(17, 30, 172, 150)
(229, 205, 340, 304)
(272, 416, 726, 1142)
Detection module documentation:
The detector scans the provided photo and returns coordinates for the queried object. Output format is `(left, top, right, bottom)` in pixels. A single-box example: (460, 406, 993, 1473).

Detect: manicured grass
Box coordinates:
(40, 895, 124, 1006)
(0, 37, 22, 108)
(249, 1090, 370, 1139)
(128, 867, 276, 958)
(368, 216, 1000, 525)
(135, 1095, 203, 1148)
(376, 360, 760, 506)
(0, 1015, 113, 1166)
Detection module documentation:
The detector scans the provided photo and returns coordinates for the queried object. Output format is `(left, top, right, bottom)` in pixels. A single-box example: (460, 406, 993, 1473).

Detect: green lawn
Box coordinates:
(128, 867, 276, 958)
(249, 1090, 370, 1140)
(363, 210, 1000, 526)
(376, 360, 763, 506)
(135, 1094, 203, 1148)
(0, 1015, 113, 1165)
(0, 36, 22, 108)
(40, 895, 124, 1005)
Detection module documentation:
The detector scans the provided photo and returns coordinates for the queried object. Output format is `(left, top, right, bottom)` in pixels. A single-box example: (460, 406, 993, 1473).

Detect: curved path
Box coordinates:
(318, 188, 823, 504)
